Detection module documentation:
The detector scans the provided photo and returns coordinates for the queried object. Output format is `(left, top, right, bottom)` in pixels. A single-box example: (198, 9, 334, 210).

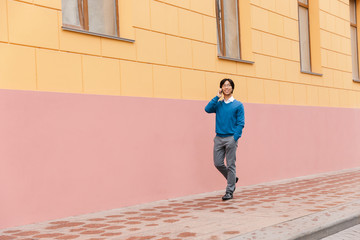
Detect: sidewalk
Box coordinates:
(1, 168, 360, 240)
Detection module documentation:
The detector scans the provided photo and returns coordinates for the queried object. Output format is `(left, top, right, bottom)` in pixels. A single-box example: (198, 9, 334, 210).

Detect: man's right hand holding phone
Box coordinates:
(217, 88, 223, 98)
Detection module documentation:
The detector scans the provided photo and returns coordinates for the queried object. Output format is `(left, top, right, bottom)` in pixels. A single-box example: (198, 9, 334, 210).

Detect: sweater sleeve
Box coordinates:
(233, 104, 245, 141)
(205, 96, 220, 113)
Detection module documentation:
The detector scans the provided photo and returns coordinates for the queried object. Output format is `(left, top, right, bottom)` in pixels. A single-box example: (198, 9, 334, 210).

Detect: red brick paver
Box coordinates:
(1, 168, 360, 240)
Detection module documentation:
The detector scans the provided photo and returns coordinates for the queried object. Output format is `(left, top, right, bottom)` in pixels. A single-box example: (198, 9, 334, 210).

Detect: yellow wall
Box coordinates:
(1, 0, 360, 108)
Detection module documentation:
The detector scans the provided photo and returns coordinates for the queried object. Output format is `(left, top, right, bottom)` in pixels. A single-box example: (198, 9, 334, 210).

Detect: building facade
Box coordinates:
(1, 0, 360, 228)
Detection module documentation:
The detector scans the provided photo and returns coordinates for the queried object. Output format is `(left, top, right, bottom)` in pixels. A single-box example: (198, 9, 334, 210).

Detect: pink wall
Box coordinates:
(1, 89, 360, 229)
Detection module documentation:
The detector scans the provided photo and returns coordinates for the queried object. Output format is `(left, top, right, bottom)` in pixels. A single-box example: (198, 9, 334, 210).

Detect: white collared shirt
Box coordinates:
(224, 96, 235, 104)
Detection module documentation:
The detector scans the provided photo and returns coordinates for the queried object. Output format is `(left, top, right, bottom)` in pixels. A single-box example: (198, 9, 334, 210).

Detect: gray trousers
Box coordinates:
(213, 136, 238, 193)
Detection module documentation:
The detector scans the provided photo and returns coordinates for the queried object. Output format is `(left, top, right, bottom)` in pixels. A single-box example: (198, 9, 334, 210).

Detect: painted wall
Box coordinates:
(0, 0, 359, 107)
(1, 89, 360, 228)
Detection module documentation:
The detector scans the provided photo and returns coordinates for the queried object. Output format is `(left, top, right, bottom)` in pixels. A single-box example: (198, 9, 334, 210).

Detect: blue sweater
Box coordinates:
(205, 96, 245, 141)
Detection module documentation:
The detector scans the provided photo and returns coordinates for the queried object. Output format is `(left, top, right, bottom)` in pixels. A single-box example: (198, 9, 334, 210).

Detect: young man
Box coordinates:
(205, 78, 245, 200)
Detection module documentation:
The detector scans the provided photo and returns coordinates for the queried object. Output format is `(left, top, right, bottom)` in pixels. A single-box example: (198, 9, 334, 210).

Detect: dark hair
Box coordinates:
(220, 78, 235, 93)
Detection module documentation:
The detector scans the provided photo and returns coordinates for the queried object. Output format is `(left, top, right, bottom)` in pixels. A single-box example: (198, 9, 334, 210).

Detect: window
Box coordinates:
(62, 0, 119, 37)
(298, 0, 311, 72)
(350, 0, 359, 80)
(216, 0, 241, 59)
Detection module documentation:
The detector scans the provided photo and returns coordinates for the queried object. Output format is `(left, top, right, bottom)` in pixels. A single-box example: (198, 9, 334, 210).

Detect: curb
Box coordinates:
(292, 213, 360, 240)
(230, 199, 360, 240)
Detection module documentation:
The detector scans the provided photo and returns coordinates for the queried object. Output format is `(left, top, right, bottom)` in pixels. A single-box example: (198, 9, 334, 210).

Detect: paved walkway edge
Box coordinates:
(231, 199, 360, 240)
(293, 212, 360, 240)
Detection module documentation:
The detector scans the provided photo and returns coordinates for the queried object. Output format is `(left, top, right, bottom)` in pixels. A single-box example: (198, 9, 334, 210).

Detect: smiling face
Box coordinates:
(221, 80, 233, 96)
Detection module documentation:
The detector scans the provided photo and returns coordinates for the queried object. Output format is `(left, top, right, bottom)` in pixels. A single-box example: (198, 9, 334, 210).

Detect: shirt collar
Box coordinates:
(224, 96, 235, 104)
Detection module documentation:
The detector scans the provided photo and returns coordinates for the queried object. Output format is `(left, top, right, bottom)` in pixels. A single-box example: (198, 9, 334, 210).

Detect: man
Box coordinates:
(205, 78, 245, 201)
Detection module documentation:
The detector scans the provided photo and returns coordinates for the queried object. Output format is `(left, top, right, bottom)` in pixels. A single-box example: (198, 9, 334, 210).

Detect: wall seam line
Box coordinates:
(6, 0, 10, 42)
(250, 4, 298, 21)
(12, 0, 60, 11)
(154, 0, 215, 18)
(81, 55, 84, 93)
(35, 48, 38, 90)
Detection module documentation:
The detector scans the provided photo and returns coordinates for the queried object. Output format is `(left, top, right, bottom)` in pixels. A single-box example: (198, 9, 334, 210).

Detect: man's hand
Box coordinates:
(217, 88, 223, 98)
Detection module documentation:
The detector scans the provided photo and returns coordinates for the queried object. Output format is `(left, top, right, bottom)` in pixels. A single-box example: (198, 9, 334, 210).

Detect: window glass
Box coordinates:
(298, 6, 311, 72)
(350, 0, 357, 25)
(216, 0, 223, 55)
(351, 27, 359, 79)
(88, 0, 118, 36)
(298, 0, 308, 5)
(350, 0, 359, 79)
(62, 0, 81, 28)
(62, 0, 118, 37)
(216, 0, 241, 59)
(223, 0, 240, 59)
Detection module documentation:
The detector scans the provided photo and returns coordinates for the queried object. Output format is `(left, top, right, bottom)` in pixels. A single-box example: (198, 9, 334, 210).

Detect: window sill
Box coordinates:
(62, 26, 135, 43)
(218, 56, 254, 64)
(300, 70, 323, 76)
(353, 79, 360, 83)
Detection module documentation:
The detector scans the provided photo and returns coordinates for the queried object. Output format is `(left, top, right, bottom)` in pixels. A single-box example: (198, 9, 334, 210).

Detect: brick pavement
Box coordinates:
(1, 168, 360, 240)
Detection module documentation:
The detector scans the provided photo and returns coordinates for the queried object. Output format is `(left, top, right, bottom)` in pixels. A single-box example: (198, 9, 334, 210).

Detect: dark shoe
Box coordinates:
(234, 177, 239, 192)
(222, 192, 233, 201)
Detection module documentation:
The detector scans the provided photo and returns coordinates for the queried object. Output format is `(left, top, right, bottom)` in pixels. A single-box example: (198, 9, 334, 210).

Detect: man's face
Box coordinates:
(221, 80, 233, 96)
